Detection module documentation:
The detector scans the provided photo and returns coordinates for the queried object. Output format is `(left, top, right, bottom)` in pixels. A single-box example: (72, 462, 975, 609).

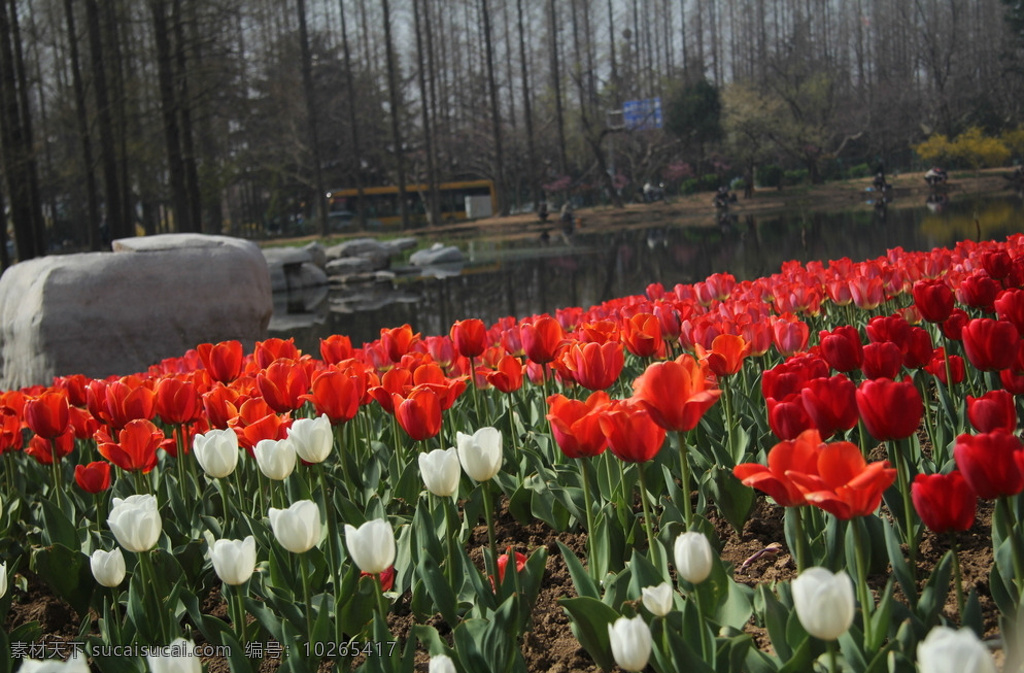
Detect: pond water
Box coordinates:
(268, 192, 1024, 353)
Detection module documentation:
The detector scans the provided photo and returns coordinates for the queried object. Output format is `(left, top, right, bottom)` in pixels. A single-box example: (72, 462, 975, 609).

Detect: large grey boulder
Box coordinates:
(261, 246, 328, 292)
(0, 233, 273, 389)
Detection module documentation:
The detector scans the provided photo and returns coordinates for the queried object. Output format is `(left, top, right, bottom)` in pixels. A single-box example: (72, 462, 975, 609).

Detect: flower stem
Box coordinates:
(791, 506, 809, 572)
(851, 518, 874, 648)
(482, 480, 500, 587)
(677, 431, 694, 530)
(636, 464, 661, 571)
(893, 438, 919, 603)
(300, 553, 316, 660)
(949, 533, 965, 621)
(580, 457, 598, 581)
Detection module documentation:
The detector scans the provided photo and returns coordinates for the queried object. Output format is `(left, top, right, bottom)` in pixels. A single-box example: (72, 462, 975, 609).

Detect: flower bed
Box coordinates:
(2, 235, 1024, 672)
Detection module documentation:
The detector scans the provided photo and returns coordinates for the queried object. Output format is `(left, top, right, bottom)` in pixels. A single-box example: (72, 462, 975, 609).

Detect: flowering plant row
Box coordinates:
(2, 235, 1024, 672)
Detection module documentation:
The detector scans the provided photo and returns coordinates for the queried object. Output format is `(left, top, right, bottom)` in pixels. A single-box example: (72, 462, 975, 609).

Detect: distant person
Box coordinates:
(560, 201, 574, 226)
(538, 201, 549, 222)
(924, 167, 948, 186)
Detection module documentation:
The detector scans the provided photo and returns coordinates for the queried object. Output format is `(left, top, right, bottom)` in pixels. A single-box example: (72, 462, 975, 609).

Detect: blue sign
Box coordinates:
(623, 97, 663, 130)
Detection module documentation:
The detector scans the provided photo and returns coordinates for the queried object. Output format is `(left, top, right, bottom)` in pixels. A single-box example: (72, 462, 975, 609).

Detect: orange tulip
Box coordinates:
(631, 354, 721, 432)
(520, 316, 566, 365)
(252, 337, 301, 369)
(380, 324, 421, 364)
(392, 386, 442, 441)
(483, 354, 525, 394)
(621, 313, 664, 358)
(786, 440, 897, 520)
(319, 334, 353, 365)
(196, 340, 244, 383)
(598, 400, 667, 463)
(733, 429, 823, 507)
(0, 407, 22, 454)
(97, 419, 166, 473)
(154, 376, 201, 425)
(546, 391, 610, 459)
(558, 341, 625, 391)
(256, 359, 310, 413)
(696, 333, 751, 377)
(229, 397, 291, 451)
(90, 376, 156, 429)
(304, 368, 364, 424)
(24, 391, 71, 439)
(24, 429, 75, 465)
(450, 318, 488, 359)
(202, 383, 244, 430)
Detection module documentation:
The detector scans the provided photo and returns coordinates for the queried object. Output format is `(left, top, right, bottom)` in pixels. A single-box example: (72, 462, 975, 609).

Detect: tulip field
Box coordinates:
(5, 234, 1024, 673)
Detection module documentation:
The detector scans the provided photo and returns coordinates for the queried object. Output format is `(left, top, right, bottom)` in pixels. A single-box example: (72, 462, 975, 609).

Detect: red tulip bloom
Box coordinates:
(767, 393, 815, 440)
(631, 355, 721, 432)
(818, 325, 863, 373)
(734, 429, 823, 507)
(982, 249, 1013, 280)
(967, 390, 1017, 434)
(24, 430, 76, 465)
(196, 340, 244, 383)
(913, 279, 955, 324)
(860, 341, 903, 379)
(957, 271, 1000, 313)
(865, 314, 911, 348)
(995, 288, 1024, 334)
(0, 407, 22, 454)
(697, 333, 751, 377)
(1002, 369, 1024, 395)
(24, 391, 71, 439)
(392, 386, 443, 441)
(924, 348, 965, 385)
(94, 377, 157, 430)
(558, 341, 625, 391)
(546, 391, 610, 459)
(252, 338, 301, 369)
(319, 334, 353, 365)
(450, 318, 489, 359)
(75, 461, 112, 494)
(598, 400, 667, 463)
(380, 325, 421, 364)
(903, 327, 934, 369)
(961, 318, 1020, 372)
(800, 375, 859, 439)
(941, 308, 969, 341)
(361, 565, 396, 592)
(304, 368, 363, 424)
(520, 316, 566, 364)
(849, 275, 885, 310)
(256, 359, 311, 413)
(762, 354, 830, 401)
(203, 384, 243, 430)
(54, 374, 90, 408)
(229, 397, 291, 451)
(771, 314, 810, 357)
(483, 355, 525, 394)
(856, 377, 923, 441)
(787, 440, 897, 520)
(97, 419, 166, 473)
(621, 313, 664, 358)
(154, 376, 201, 425)
(492, 549, 528, 590)
(954, 430, 1024, 499)
(911, 471, 976, 533)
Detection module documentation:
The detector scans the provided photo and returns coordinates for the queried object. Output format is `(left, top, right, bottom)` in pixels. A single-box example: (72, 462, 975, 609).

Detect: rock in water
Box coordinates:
(0, 233, 272, 389)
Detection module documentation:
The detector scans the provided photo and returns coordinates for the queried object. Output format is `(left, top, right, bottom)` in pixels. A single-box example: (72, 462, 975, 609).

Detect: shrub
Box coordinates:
(679, 178, 699, 195)
(756, 165, 784, 188)
(699, 173, 722, 192)
(784, 169, 809, 186)
(847, 163, 871, 179)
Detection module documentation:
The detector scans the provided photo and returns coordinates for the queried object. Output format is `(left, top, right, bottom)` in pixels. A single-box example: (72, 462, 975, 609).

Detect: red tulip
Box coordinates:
(483, 355, 525, 394)
(982, 249, 1013, 280)
(75, 461, 112, 494)
(546, 392, 610, 459)
(229, 397, 291, 451)
(24, 391, 71, 439)
(319, 334, 353, 365)
(24, 430, 76, 465)
(860, 341, 903, 379)
(621, 313, 664, 358)
(734, 428, 823, 506)
(913, 279, 955, 323)
(154, 376, 201, 425)
(392, 386, 442, 441)
(762, 354, 830, 401)
(961, 318, 1020, 371)
(0, 407, 22, 454)
(697, 333, 751, 377)
(558, 341, 625, 391)
(995, 288, 1024, 334)
(767, 393, 815, 440)
(967, 390, 1017, 433)
(520, 316, 566, 364)
(305, 368, 364, 424)
(818, 326, 863, 373)
(450, 318, 488, 359)
(771, 314, 809, 357)
(953, 430, 1024, 499)
(787, 440, 897, 520)
(903, 327, 934, 369)
(97, 419, 166, 473)
(911, 471, 976, 533)
(941, 308, 969, 341)
(800, 375, 858, 439)
(849, 275, 885, 310)
(203, 384, 243, 430)
(957, 270, 1000, 312)
(598, 400, 667, 463)
(252, 337, 301, 369)
(256, 359, 311, 413)
(380, 325, 421, 364)
(924, 348, 965, 385)
(631, 355, 721, 432)
(856, 377, 923, 441)
(196, 340, 244, 383)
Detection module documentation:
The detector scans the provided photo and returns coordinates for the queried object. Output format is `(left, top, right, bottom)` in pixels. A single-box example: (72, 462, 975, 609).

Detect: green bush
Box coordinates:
(784, 169, 809, 186)
(679, 178, 699, 195)
(699, 173, 721, 192)
(756, 165, 784, 188)
(847, 163, 871, 179)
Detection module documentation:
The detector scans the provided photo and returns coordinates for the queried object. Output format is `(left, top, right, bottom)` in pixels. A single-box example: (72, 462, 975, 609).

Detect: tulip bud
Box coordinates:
(791, 567, 855, 641)
(254, 438, 297, 480)
(18, 652, 90, 672)
(268, 500, 321, 554)
(344, 519, 396, 575)
(210, 536, 257, 586)
(108, 494, 162, 553)
(917, 626, 997, 673)
(641, 582, 674, 616)
(146, 637, 202, 673)
(428, 654, 457, 673)
(90, 548, 126, 588)
(456, 427, 503, 482)
(674, 531, 714, 584)
(607, 615, 653, 672)
(288, 414, 333, 464)
(418, 447, 461, 497)
(192, 428, 239, 479)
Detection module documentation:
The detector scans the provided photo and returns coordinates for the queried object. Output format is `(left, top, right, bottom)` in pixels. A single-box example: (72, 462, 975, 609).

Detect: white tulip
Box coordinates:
(18, 653, 90, 673)
(674, 531, 714, 584)
(917, 626, 996, 673)
(192, 428, 239, 479)
(210, 536, 257, 586)
(344, 519, 396, 575)
(254, 438, 297, 480)
(268, 500, 321, 553)
(419, 447, 462, 497)
(641, 582, 674, 617)
(289, 414, 334, 464)
(792, 567, 855, 641)
(456, 427, 503, 482)
(108, 494, 162, 553)
(90, 548, 126, 588)
(146, 637, 202, 673)
(0, 561, 6, 599)
(428, 653, 457, 673)
(607, 615, 652, 672)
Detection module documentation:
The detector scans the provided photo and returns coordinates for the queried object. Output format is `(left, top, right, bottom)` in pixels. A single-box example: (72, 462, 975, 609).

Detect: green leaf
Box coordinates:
(755, 584, 792, 661)
(418, 551, 459, 626)
(558, 597, 619, 672)
(557, 540, 599, 599)
(30, 543, 94, 617)
(37, 497, 79, 549)
(706, 466, 754, 535)
(882, 518, 916, 607)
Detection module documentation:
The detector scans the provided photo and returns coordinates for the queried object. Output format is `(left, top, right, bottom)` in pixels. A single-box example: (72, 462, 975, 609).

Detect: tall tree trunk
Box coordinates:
(413, 0, 439, 225)
(381, 0, 409, 229)
(548, 0, 567, 175)
(338, 0, 366, 229)
(516, 0, 539, 209)
(87, 0, 125, 241)
(102, 0, 132, 238)
(64, 0, 101, 250)
(149, 0, 191, 234)
(480, 0, 505, 215)
(173, 0, 202, 233)
(296, 0, 327, 237)
(9, 0, 44, 255)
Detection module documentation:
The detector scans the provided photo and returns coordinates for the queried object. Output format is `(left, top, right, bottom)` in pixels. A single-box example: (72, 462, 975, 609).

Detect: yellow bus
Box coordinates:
(327, 179, 496, 229)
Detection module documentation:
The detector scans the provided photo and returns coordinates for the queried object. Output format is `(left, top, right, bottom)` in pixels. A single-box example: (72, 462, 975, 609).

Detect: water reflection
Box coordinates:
(270, 194, 1024, 352)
